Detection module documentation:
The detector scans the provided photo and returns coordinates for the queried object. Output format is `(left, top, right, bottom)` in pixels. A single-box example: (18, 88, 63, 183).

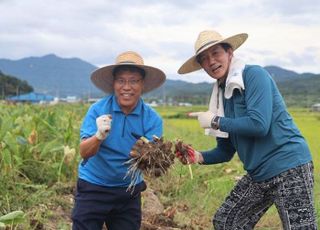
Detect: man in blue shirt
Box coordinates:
(177, 30, 317, 229)
(72, 51, 166, 230)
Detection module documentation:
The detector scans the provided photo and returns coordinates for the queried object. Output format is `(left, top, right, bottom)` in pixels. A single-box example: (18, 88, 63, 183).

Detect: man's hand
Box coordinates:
(189, 111, 214, 129)
(95, 114, 112, 140)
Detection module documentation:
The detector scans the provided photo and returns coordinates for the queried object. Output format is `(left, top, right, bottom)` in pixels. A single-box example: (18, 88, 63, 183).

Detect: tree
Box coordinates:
(0, 71, 33, 99)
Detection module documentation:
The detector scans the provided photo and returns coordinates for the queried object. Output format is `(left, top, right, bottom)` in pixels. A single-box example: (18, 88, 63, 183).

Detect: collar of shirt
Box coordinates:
(218, 79, 226, 89)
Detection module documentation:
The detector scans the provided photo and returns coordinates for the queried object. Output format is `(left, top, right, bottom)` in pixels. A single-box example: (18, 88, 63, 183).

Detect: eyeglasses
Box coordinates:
(114, 78, 142, 87)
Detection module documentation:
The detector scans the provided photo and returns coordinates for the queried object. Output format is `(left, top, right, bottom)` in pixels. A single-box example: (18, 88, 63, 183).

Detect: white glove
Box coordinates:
(95, 115, 112, 140)
(189, 111, 214, 129)
(192, 150, 202, 164)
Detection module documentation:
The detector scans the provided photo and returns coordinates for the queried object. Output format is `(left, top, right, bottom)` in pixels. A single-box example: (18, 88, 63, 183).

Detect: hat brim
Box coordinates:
(178, 33, 248, 74)
(91, 63, 166, 94)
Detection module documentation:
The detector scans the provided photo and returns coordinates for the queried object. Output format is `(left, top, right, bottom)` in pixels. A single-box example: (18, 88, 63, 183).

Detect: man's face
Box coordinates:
(113, 69, 144, 114)
(197, 44, 233, 82)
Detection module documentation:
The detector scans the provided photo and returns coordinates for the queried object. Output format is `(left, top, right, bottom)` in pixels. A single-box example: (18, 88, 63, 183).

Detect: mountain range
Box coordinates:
(0, 54, 319, 106)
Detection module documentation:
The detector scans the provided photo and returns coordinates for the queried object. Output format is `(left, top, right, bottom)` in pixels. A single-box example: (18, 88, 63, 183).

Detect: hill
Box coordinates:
(144, 80, 213, 105)
(0, 71, 33, 98)
(277, 74, 320, 107)
(0, 54, 98, 98)
(0, 54, 319, 106)
(264, 66, 300, 81)
(147, 66, 320, 106)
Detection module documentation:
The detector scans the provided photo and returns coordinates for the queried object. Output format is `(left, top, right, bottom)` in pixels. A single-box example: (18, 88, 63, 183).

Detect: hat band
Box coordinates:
(196, 40, 219, 54)
(118, 61, 137, 64)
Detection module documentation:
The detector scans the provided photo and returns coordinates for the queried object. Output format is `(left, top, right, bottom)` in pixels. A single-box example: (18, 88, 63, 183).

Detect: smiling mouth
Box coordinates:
(212, 65, 222, 72)
(121, 93, 133, 98)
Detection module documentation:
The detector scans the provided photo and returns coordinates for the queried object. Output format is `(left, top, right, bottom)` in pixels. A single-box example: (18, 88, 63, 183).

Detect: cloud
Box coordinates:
(0, 0, 319, 83)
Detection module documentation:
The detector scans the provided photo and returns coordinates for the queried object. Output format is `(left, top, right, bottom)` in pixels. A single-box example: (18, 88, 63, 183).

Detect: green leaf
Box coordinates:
(0, 117, 13, 139)
(3, 133, 19, 154)
(13, 154, 23, 166)
(39, 118, 59, 135)
(40, 140, 64, 157)
(2, 149, 11, 166)
(0, 210, 24, 224)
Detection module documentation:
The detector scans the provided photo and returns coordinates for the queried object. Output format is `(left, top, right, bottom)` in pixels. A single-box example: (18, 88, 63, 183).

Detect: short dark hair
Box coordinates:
(112, 65, 145, 79)
(220, 43, 233, 51)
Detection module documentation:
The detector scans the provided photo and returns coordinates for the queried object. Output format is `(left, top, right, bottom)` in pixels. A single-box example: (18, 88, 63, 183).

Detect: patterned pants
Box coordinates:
(213, 162, 317, 230)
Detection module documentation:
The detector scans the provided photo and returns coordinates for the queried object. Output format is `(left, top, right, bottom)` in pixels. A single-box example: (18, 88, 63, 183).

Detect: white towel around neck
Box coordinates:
(205, 57, 246, 138)
(225, 58, 246, 99)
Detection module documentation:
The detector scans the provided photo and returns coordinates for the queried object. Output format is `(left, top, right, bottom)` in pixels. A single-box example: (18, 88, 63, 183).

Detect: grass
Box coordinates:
(149, 105, 320, 229)
(0, 103, 319, 229)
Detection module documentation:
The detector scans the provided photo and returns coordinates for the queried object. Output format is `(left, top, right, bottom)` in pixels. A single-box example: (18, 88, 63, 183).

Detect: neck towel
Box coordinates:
(225, 58, 246, 99)
(205, 57, 246, 138)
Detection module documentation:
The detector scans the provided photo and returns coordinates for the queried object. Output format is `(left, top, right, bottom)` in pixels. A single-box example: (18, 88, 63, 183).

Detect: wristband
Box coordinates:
(211, 116, 220, 130)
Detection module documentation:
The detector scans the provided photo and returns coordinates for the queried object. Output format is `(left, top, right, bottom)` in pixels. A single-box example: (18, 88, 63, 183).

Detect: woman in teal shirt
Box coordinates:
(177, 30, 317, 229)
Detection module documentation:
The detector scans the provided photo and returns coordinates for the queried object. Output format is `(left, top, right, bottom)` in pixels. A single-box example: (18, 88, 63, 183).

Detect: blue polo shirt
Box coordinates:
(78, 95, 163, 187)
(202, 65, 312, 181)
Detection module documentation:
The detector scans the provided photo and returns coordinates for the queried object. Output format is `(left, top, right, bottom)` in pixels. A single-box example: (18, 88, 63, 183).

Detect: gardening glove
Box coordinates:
(187, 149, 201, 164)
(175, 144, 202, 164)
(95, 114, 112, 140)
(189, 111, 214, 129)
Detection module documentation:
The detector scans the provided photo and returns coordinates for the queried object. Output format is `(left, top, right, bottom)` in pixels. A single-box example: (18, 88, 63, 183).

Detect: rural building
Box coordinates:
(6, 92, 54, 103)
(178, 102, 192, 107)
(59, 96, 81, 103)
(147, 101, 159, 107)
(311, 103, 320, 112)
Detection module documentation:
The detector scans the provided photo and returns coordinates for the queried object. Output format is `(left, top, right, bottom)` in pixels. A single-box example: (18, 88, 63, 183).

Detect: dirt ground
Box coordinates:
(43, 184, 203, 230)
(140, 188, 195, 230)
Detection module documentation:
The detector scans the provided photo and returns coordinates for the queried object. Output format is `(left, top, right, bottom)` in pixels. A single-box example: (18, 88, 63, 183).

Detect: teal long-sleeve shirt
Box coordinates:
(201, 65, 312, 182)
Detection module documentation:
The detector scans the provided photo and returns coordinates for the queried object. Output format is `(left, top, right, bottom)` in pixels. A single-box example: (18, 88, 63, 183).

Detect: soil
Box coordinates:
(140, 188, 194, 230)
(43, 184, 200, 230)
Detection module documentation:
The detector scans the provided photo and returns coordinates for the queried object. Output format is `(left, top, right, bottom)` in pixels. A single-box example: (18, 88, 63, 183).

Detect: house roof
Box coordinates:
(7, 92, 54, 102)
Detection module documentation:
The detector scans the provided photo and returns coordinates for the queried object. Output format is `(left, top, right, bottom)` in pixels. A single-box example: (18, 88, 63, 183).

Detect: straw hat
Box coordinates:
(91, 51, 166, 93)
(178, 30, 248, 74)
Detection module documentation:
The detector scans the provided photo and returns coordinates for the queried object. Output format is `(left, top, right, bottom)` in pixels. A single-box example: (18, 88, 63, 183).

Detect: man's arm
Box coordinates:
(201, 137, 236, 164)
(79, 136, 102, 159)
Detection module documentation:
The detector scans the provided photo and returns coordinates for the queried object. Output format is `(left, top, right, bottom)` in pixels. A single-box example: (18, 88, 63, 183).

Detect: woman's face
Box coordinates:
(197, 44, 233, 82)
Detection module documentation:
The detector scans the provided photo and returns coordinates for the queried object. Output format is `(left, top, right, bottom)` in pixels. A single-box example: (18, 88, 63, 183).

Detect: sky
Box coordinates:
(0, 0, 319, 83)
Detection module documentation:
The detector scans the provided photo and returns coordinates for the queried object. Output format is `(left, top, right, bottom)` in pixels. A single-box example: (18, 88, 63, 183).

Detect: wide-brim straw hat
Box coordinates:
(91, 51, 166, 93)
(178, 30, 248, 74)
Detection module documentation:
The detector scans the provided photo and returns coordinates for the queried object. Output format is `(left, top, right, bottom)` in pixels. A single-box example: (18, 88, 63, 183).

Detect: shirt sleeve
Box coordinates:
(219, 66, 273, 137)
(201, 137, 236, 164)
(80, 104, 99, 140)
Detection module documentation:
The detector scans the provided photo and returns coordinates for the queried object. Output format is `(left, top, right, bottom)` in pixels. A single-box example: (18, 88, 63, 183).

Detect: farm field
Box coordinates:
(0, 102, 319, 229)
